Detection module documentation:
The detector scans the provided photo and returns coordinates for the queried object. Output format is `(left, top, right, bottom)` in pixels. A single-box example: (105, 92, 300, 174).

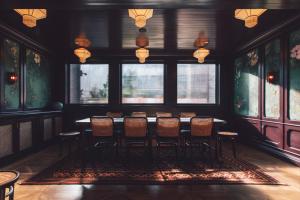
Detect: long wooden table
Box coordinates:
(75, 117, 226, 159)
(76, 117, 226, 125)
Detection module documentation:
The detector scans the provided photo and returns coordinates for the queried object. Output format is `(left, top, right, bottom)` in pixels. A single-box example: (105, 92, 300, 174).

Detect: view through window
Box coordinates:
(122, 64, 164, 104)
(177, 64, 216, 104)
(70, 64, 109, 104)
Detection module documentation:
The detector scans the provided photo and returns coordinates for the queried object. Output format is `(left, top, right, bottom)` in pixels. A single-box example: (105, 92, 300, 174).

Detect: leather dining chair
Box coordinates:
(156, 117, 180, 158)
(179, 112, 197, 118)
(186, 117, 214, 161)
(124, 117, 148, 157)
(90, 116, 118, 156)
(156, 112, 172, 117)
(106, 112, 123, 118)
(131, 112, 147, 117)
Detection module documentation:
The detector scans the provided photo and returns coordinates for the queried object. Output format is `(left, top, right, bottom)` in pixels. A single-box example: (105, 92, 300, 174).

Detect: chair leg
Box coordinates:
(219, 137, 223, 158)
(190, 142, 193, 158)
(208, 139, 213, 167)
(126, 141, 130, 159)
(157, 142, 160, 159)
(59, 138, 63, 156)
(68, 139, 72, 154)
(175, 144, 178, 159)
(9, 185, 15, 200)
(115, 139, 119, 157)
(232, 137, 237, 158)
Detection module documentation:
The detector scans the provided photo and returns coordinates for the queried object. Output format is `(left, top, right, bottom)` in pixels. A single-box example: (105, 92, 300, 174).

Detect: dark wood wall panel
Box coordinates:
(285, 125, 300, 155)
(0, 111, 62, 166)
(262, 122, 284, 149)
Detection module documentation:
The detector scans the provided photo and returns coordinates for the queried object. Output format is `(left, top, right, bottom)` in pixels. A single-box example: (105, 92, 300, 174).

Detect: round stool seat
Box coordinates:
(59, 132, 80, 137)
(0, 171, 19, 186)
(218, 131, 238, 136)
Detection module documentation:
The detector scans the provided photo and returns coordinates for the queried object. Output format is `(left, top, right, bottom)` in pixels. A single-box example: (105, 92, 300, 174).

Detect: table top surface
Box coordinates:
(0, 171, 18, 186)
(76, 117, 226, 124)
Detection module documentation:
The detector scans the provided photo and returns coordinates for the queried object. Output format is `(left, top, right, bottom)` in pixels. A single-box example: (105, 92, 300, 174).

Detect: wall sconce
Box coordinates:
(7, 72, 18, 84)
(267, 71, 278, 84)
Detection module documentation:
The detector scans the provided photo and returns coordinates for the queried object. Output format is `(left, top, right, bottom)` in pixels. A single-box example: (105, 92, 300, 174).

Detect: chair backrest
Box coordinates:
(124, 117, 147, 137)
(191, 117, 213, 137)
(156, 112, 172, 117)
(106, 112, 123, 118)
(90, 117, 114, 137)
(156, 117, 180, 137)
(179, 112, 196, 118)
(131, 112, 147, 117)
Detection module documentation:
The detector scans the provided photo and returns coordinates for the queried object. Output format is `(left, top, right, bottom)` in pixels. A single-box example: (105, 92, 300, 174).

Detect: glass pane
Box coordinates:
(122, 64, 164, 104)
(289, 29, 300, 120)
(264, 39, 281, 119)
(70, 64, 109, 104)
(234, 49, 259, 117)
(25, 49, 51, 108)
(177, 64, 216, 104)
(3, 39, 20, 109)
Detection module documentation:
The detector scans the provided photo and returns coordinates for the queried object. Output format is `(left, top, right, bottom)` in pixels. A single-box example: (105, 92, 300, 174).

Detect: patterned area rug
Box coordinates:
(22, 148, 279, 185)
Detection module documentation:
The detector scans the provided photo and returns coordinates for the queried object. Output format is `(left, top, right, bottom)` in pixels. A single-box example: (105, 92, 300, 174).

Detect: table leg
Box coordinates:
(0, 188, 5, 200)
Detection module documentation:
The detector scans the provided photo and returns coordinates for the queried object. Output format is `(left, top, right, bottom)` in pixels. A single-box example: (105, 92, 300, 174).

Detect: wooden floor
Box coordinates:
(1, 143, 300, 200)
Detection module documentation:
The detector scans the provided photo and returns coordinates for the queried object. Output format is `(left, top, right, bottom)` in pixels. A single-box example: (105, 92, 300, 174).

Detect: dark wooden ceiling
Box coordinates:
(4, 0, 300, 9)
(0, 3, 299, 60)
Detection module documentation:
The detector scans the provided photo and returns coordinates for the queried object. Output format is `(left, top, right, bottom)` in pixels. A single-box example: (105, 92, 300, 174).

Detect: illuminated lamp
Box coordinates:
(128, 9, 153, 28)
(135, 48, 149, 63)
(267, 71, 278, 84)
(14, 9, 47, 28)
(193, 48, 210, 63)
(75, 33, 91, 48)
(136, 28, 149, 48)
(74, 48, 91, 63)
(235, 9, 267, 28)
(7, 72, 18, 84)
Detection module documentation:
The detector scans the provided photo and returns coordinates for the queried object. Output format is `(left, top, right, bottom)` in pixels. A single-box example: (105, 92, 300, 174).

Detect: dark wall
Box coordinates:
(231, 13, 300, 165)
(63, 55, 232, 129)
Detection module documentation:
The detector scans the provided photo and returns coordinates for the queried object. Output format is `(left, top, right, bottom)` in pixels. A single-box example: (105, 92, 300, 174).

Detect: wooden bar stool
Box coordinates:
(58, 131, 81, 155)
(0, 171, 19, 200)
(217, 131, 238, 159)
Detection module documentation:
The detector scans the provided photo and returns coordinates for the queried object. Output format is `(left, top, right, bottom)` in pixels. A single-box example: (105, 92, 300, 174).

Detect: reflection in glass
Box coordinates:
(234, 49, 259, 117)
(25, 49, 51, 108)
(70, 64, 109, 104)
(264, 39, 281, 119)
(3, 39, 20, 109)
(122, 64, 164, 104)
(177, 64, 216, 104)
(289, 29, 300, 120)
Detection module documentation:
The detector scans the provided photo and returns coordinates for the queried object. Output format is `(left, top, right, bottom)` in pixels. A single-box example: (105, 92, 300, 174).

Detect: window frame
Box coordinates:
(120, 62, 166, 105)
(67, 63, 110, 105)
(176, 61, 220, 106)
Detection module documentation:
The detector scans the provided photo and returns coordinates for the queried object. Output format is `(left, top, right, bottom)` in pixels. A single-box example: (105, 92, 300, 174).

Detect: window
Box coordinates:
(70, 64, 109, 104)
(177, 64, 216, 104)
(25, 49, 51, 108)
(122, 64, 164, 104)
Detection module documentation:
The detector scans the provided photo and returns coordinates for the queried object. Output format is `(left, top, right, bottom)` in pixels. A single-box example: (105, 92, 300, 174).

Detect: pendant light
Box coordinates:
(14, 9, 47, 28)
(136, 48, 149, 63)
(136, 28, 149, 48)
(235, 9, 267, 28)
(74, 48, 91, 63)
(128, 9, 153, 28)
(193, 48, 210, 63)
(75, 33, 91, 48)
